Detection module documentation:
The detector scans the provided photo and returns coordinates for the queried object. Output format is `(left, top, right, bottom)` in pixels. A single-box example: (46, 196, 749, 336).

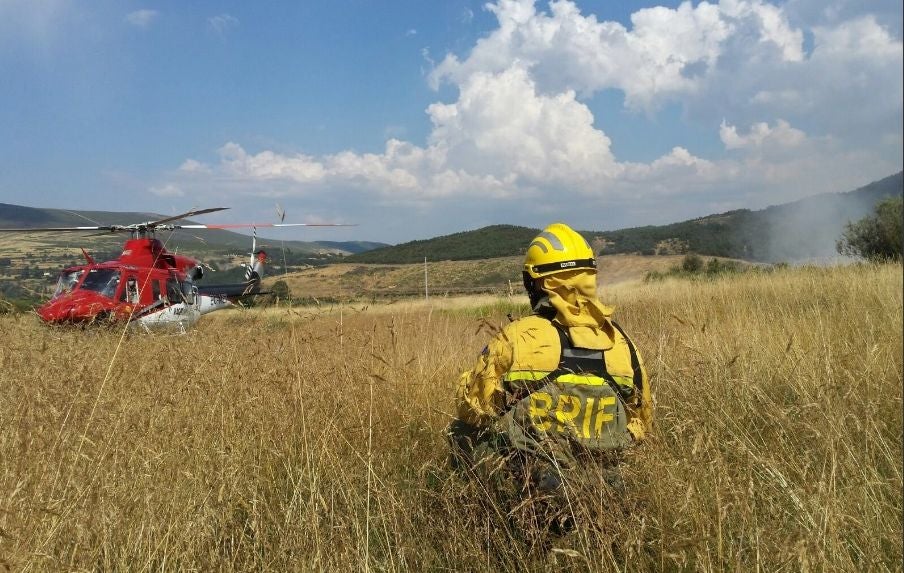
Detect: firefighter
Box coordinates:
(448, 223, 653, 530)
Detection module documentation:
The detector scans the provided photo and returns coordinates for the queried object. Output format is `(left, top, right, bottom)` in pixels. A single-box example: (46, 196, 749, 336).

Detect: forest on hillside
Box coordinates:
(348, 225, 540, 264)
(349, 172, 903, 264)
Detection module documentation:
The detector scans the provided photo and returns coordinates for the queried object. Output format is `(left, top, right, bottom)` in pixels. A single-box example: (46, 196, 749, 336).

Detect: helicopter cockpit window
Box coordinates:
(80, 269, 121, 299)
(53, 269, 84, 299)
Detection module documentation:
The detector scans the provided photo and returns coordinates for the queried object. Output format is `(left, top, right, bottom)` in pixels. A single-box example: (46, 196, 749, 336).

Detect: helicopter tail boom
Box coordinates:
(196, 229, 266, 315)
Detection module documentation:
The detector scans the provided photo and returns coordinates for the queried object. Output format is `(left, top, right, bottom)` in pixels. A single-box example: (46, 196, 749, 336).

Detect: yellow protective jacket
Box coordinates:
(455, 313, 653, 451)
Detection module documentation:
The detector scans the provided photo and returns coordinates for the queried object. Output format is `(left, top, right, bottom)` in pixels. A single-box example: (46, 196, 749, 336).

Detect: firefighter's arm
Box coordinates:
(454, 333, 514, 428)
(626, 345, 653, 441)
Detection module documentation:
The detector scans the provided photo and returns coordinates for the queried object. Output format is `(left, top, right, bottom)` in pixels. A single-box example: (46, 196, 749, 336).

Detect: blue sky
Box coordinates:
(0, 0, 901, 243)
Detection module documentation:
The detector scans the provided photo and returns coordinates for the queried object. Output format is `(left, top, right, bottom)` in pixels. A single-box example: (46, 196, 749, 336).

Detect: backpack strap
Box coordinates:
(611, 321, 643, 393)
(550, 323, 604, 375)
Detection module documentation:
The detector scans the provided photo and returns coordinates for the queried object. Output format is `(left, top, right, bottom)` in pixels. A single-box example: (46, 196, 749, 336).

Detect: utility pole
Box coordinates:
(424, 256, 429, 303)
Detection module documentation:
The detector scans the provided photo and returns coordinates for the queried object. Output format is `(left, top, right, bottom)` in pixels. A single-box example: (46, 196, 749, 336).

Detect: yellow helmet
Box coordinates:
(523, 223, 596, 279)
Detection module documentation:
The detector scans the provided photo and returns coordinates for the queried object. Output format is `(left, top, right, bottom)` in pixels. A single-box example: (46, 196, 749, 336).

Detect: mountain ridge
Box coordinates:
(348, 171, 903, 264)
(2, 170, 901, 265)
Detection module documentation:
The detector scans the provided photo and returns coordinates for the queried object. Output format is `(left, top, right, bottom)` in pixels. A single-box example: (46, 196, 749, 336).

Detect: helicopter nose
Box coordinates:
(37, 302, 59, 322)
(37, 298, 73, 323)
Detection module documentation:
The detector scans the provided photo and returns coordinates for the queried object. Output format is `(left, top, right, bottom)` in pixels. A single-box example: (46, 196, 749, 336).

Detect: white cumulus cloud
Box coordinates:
(178, 159, 211, 174)
(428, 0, 807, 111)
(427, 64, 620, 187)
(720, 119, 806, 149)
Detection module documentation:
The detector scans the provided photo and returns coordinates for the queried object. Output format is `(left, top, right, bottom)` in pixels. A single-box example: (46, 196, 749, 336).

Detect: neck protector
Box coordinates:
(541, 269, 615, 350)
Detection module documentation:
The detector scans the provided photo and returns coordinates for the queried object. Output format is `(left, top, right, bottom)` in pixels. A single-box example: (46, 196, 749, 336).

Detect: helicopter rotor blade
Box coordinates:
(0, 209, 356, 234)
(144, 207, 229, 228)
(172, 223, 356, 229)
(84, 230, 123, 237)
(0, 226, 115, 233)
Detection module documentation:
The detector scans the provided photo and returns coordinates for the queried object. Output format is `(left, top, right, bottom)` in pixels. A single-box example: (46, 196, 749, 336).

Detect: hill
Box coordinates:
(349, 171, 903, 264)
(346, 224, 540, 264)
(598, 171, 903, 261)
(314, 240, 390, 255)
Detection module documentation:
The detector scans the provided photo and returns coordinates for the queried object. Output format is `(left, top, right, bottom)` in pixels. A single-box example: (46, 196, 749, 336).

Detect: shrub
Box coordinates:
(836, 196, 903, 261)
(681, 253, 704, 273)
(704, 258, 743, 275)
(271, 280, 291, 299)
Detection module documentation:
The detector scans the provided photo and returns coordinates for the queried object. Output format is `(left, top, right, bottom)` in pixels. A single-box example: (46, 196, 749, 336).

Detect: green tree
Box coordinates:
(836, 196, 903, 261)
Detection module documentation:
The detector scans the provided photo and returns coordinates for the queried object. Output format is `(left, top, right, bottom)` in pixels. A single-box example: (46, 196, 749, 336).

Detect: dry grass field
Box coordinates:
(0, 263, 900, 571)
(267, 254, 710, 300)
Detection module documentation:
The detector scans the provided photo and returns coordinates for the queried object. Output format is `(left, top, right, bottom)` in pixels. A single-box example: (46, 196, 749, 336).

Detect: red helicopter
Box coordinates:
(0, 207, 347, 330)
